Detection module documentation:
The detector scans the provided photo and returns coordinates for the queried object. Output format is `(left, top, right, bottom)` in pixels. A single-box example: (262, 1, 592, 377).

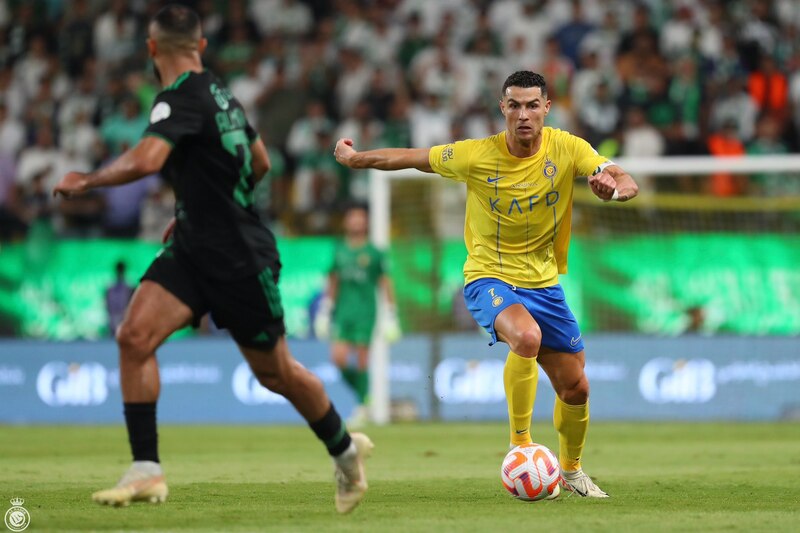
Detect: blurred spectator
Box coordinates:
(15, 34, 50, 96)
(396, 12, 430, 69)
(100, 97, 148, 155)
(217, 24, 256, 81)
(58, 71, 99, 133)
(0, 102, 24, 159)
(293, 129, 344, 232)
(660, 5, 695, 60)
(139, 182, 175, 242)
(286, 100, 335, 160)
(554, 0, 596, 67)
(622, 106, 665, 158)
(707, 120, 747, 197)
(409, 92, 451, 148)
(539, 37, 573, 102)
(335, 100, 383, 153)
(579, 81, 619, 147)
(710, 76, 759, 142)
(0, 67, 25, 119)
(102, 172, 160, 238)
(668, 56, 702, 143)
(61, 110, 101, 166)
(0, 150, 25, 240)
(250, 0, 313, 38)
(93, 0, 137, 70)
(59, 0, 94, 77)
(105, 260, 133, 337)
(230, 57, 267, 128)
(747, 55, 789, 118)
(17, 126, 61, 194)
(747, 116, 793, 196)
(335, 48, 373, 118)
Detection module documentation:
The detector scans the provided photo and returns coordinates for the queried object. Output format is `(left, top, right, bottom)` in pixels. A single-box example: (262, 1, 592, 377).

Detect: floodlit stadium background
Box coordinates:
(1, 0, 799, 424)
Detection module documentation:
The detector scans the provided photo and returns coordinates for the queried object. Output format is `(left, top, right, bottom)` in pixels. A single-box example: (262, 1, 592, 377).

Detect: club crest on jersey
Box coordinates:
(543, 158, 557, 179)
(441, 145, 454, 162)
(488, 287, 504, 307)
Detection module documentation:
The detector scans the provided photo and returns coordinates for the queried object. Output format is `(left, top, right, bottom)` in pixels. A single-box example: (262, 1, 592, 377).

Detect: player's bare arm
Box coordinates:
(53, 136, 172, 198)
(251, 138, 271, 182)
(334, 138, 433, 173)
(588, 165, 638, 202)
(380, 275, 396, 307)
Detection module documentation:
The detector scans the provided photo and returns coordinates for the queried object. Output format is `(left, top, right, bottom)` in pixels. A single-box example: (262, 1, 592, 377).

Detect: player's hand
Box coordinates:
(53, 172, 90, 198)
(162, 217, 176, 244)
(383, 305, 401, 343)
(333, 138, 357, 168)
(588, 171, 617, 201)
(313, 296, 332, 339)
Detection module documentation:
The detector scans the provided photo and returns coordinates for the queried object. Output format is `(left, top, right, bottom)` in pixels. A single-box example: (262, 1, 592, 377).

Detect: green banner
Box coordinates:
(575, 234, 800, 335)
(1, 234, 798, 339)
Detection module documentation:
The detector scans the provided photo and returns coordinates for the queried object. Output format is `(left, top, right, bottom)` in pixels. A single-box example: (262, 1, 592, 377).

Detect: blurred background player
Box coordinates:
(334, 71, 638, 498)
(316, 203, 398, 427)
(105, 259, 133, 337)
(53, 4, 371, 514)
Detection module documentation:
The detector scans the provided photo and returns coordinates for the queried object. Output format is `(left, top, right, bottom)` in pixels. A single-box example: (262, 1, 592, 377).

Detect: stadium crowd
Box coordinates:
(0, 0, 799, 240)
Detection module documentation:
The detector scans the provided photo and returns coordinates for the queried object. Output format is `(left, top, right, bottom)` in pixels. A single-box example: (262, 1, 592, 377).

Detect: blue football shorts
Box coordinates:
(463, 278, 584, 353)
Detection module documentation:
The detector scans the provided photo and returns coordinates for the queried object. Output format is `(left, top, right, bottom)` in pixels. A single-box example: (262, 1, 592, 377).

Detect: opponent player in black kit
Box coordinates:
(53, 5, 371, 514)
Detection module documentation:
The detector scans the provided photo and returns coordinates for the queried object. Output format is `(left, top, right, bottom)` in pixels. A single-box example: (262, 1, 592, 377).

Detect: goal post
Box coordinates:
(367, 155, 800, 425)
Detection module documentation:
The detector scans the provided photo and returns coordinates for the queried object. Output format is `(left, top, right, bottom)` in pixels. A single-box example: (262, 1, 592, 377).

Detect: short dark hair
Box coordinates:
(501, 71, 547, 98)
(150, 4, 202, 52)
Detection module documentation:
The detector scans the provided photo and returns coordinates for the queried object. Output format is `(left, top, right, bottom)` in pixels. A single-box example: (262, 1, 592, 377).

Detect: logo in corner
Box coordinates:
(149, 102, 171, 124)
(5, 498, 30, 532)
(569, 336, 581, 347)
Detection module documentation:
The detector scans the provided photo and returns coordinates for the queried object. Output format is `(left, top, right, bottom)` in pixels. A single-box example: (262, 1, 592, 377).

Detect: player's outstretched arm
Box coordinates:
(334, 138, 433, 173)
(588, 165, 639, 202)
(53, 136, 172, 198)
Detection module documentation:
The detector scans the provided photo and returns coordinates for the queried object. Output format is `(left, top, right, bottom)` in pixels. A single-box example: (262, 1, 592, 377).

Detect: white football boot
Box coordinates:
(334, 432, 374, 513)
(561, 469, 609, 498)
(92, 461, 168, 506)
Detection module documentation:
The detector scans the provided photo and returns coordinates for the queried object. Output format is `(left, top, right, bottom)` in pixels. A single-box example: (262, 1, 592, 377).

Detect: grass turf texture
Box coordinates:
(1, 422, 798, 532)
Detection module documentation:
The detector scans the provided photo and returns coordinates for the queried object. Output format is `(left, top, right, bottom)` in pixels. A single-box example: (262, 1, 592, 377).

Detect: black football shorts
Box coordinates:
(141, 247, 286, 350)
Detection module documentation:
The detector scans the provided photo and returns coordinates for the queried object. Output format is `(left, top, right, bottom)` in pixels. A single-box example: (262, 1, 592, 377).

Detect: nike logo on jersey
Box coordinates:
(515, 428, 528, 434)
(570, 336, 581, 347)
(487, 176, 504, 183)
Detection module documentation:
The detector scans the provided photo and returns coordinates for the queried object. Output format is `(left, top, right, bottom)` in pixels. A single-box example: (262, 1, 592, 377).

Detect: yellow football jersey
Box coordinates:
(429, 127, 609, 288)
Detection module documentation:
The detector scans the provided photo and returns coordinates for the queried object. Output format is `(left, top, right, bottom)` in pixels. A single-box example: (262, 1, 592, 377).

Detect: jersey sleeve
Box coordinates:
(428, 139, 473, 182)
(143, 90, 203, 147)
(569, 134, 613, 177)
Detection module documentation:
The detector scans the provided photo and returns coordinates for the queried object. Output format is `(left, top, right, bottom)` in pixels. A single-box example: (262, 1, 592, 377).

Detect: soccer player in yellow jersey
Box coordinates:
(334, 71, 638, 498)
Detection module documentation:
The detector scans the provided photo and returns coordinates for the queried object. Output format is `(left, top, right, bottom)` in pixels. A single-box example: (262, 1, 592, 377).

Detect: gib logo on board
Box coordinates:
(231, 362, 288, 405)
(638, 358, 716, 404)
(36, 362, 109, 406)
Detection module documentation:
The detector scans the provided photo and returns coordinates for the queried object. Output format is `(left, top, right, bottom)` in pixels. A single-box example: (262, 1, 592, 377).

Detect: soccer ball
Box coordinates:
(501, 443, 561, 501)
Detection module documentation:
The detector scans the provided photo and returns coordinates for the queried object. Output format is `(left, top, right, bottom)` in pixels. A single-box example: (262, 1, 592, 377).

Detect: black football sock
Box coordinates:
(124, 402, 160, 463)
(309, 404, 352, 457)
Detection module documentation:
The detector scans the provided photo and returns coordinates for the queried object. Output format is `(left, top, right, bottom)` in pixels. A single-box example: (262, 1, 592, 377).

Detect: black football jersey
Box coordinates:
(143, 70, 279, 280)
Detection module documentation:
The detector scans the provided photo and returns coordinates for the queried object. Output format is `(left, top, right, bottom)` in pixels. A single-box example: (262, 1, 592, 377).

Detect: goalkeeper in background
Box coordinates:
(316, 204, 398, 427)
(334, 71, 638, 498)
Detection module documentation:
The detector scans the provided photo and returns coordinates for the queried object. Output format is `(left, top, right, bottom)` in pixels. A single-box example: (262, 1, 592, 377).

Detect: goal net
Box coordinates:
(367, 155, 800, 423)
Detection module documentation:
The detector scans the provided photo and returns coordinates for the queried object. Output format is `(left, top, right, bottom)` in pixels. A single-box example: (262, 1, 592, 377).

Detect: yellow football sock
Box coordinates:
(553, 396, 589, 472)
(503, 351, 538, 446)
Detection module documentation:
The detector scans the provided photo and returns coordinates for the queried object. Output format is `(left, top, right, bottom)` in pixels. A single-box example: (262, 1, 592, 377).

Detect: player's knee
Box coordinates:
(116, 321, 155, 359)
(511, 328, 541, 358)
(255, 370, 288, 394)
(558, 376, 589, 405)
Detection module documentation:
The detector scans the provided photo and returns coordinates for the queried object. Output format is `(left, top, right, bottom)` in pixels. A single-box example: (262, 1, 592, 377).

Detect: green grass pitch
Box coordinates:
(1, 422, 798, 532)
